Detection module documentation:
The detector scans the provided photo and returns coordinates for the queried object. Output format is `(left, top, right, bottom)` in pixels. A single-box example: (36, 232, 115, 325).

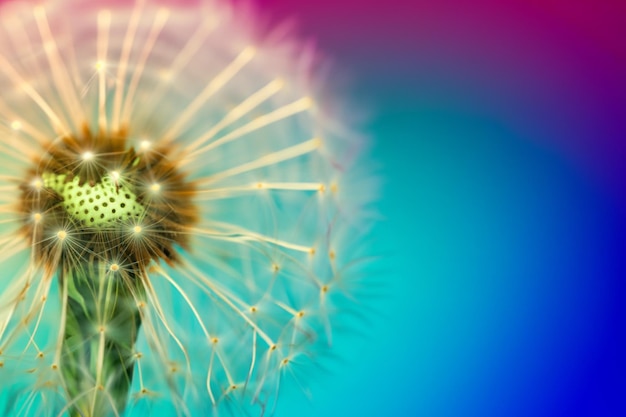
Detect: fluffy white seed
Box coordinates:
(0, 0, 377, 416)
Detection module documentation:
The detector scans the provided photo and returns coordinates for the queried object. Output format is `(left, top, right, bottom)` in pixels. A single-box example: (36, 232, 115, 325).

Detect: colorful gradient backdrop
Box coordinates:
(256, 1, 626, 417)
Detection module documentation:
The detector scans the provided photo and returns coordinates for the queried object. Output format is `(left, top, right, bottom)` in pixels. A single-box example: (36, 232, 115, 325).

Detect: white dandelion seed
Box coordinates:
(0, 0, 377, 416)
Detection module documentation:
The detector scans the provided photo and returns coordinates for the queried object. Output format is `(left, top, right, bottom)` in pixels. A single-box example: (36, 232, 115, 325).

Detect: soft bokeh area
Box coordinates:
(258, 1, 626, 417)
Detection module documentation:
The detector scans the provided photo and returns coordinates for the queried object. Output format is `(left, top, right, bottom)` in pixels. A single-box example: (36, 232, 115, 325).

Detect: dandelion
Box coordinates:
(0, 0, 376, 416)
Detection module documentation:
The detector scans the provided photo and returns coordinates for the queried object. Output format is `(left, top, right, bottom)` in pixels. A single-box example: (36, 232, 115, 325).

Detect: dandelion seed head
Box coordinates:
(30, 177, 43, 190)
(94, 60, 106, 72)
(139, 140, 151, 151)
(0, 0, 378, 415)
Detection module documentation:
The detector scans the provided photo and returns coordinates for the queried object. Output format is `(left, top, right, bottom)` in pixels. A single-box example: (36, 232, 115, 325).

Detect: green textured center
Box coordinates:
(43, 172, 145, 227)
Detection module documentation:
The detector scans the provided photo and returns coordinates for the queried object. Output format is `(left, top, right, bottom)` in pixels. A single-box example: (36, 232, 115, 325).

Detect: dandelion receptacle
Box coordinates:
(0, 0, 376, 416)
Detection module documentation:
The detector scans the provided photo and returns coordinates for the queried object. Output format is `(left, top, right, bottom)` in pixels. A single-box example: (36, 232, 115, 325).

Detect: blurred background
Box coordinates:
(254, 1, 626, 417)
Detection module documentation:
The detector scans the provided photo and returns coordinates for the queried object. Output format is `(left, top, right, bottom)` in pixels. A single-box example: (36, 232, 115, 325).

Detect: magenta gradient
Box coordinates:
(257, 0, 626, 203)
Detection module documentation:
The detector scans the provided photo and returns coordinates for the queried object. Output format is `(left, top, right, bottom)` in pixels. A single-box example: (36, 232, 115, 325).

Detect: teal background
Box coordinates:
(260, 1, 626, 417)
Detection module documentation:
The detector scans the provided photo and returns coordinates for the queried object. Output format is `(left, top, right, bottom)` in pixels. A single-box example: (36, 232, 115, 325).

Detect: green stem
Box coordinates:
(61, 262, 143, 417)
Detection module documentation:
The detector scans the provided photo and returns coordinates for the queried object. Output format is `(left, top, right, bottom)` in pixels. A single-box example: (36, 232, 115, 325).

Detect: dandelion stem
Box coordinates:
(60, 261, 143, 417)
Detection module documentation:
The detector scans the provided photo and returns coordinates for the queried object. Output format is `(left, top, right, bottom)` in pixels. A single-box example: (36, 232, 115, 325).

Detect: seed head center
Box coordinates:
(44, 172, 144, 228)
(19, 129, 199, 268)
